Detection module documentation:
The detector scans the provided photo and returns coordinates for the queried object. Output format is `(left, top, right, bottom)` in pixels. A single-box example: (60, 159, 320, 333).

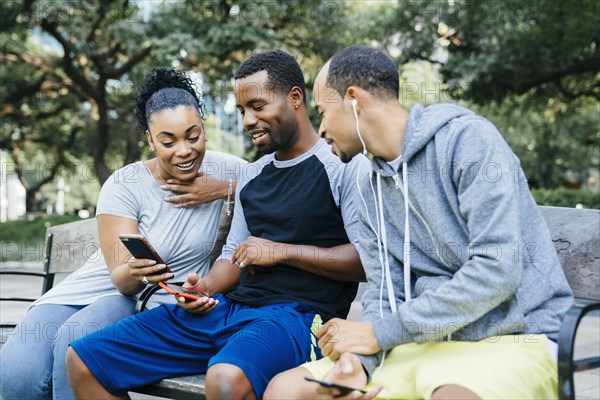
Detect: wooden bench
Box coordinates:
(1, 206, 598, 400)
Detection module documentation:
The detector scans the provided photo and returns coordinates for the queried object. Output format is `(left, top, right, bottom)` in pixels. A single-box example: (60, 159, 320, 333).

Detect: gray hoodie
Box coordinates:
(354, 103, 573, 377)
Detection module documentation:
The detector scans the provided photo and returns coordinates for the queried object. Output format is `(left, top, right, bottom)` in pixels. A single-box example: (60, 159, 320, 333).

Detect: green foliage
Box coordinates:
(0, 214, 83, 261)
(1, 0, 597, 211)
(441, 0, 599, 103)
(471, 94, 600, 189)
(360, 0, 600, 103)
(146, 0, 355, 83)
(399, 61, 447, 108)
(532, 188, 600, 209)
(1, 0, 152, 189)
(367, 0, 599, 189)
(1, 0, 368, 210)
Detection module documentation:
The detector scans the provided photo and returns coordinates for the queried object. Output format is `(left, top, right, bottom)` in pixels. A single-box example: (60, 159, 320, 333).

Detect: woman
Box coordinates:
(0, 68, 245, 399)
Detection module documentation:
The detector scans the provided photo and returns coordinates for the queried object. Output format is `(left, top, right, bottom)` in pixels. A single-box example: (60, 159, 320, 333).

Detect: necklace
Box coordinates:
(155, 161, 169, 185)
(154, 161, 183, 196)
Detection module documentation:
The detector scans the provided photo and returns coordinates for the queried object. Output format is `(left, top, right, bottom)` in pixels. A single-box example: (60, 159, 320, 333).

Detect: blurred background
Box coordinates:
(1, 0, 599, 262)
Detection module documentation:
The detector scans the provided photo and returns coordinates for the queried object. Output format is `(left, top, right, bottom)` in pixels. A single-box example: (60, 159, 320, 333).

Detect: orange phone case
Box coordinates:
(158, 281, 209, 301)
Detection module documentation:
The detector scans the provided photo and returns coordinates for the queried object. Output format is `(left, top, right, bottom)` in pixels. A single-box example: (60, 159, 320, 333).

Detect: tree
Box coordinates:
(145, 0, 353, 81)
(1, 0, 151, 186)
(435, 0, 600, 188)
(0, 46, 87, 211)
(144, 0, 359, 159)
(365, 0, 599, 188)
(473, 92, 600, 189)
(374, 0, 600, 103)
(1, 1, 365, 209)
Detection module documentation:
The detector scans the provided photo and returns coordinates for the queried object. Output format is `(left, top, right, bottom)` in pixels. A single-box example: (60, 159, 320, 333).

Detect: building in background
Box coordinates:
(0, 150, 26, 222)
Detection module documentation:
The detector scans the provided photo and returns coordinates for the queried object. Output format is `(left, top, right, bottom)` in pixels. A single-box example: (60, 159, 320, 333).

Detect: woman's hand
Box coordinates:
(127, 257, 173, 285)
(176, 273, 219, 315)
(162, 172, 230, 208)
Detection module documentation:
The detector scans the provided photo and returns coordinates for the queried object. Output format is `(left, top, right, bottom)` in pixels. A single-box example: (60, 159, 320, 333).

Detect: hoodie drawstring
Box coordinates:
(361, 163, 414, 382)
(376, 173, 398, 313)
(373, 162, 412, 313)
(357, 167, 387, 319)
(360, 161, 413, 317)
(374, 161, 412, 315)
(402, 163, 412, 303)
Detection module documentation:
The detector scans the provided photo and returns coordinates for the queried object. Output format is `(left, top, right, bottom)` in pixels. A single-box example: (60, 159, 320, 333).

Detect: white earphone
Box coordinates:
(351, 98, 367, 155)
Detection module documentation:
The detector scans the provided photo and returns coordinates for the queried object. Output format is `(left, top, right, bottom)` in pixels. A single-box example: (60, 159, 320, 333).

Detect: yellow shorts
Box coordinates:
(303, 335, 557, 399)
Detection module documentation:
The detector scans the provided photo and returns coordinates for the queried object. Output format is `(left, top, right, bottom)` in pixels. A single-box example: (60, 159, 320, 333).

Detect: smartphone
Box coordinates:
(304, 377, 367, 396)
(119, 233, 171, 273)
(158, 281, 210, 301)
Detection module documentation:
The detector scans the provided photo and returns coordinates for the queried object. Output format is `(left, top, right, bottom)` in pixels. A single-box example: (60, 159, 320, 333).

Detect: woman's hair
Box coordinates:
(135, 68, 205, 132)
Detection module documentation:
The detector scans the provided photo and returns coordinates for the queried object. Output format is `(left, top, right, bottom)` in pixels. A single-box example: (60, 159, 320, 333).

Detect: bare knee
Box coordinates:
(205, 363, 255, 400)
(65, 347, 122, 400)
(263, 371, 291, 400)
(263, 371, 285, 400)
(432, 384, 480, 400)
(65, 347, 94, 392)
(65, 347, 86, 381)
(264, 366, 318, 400)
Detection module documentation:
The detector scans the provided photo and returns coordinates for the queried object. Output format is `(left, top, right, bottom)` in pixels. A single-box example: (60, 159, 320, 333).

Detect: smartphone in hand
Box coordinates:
(119, 233, 172, 273)
(159, 282, 210, 301)
(304, 377, 367, 396)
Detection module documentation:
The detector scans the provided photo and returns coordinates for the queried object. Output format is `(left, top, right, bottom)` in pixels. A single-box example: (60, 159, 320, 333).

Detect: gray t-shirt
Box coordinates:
(33, 151, 246, 308)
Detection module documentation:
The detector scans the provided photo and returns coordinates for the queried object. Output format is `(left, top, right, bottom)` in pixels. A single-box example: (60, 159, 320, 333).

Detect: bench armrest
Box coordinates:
(557, 300, 600, 400)
(134, 282, 185, 314)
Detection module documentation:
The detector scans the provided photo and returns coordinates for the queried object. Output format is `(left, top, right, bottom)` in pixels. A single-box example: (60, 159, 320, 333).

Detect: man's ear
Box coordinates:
(346, 86, 358, 101)
(345, 86, 369, 114)
(289, 86, 304, 109)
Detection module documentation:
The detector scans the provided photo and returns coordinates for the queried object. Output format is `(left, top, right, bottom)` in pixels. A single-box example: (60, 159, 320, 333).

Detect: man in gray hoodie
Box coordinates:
(264, 45, 573, 400)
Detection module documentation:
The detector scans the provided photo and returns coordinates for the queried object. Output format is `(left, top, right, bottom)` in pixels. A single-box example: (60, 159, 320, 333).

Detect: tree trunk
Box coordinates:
(537, 124, 559, 189)
(25, 187, 41, 213)
(92, 94, 111, 185)
(125, 123, 143, 166)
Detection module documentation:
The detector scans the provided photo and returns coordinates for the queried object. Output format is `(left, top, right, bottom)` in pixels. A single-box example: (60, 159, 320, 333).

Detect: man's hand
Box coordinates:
(232, 236, 283, 271)
(162, 172, 228, 208)
(318, 319, 380, 360)
(317, 353, 383, 399)
(176, 273, 219, 315)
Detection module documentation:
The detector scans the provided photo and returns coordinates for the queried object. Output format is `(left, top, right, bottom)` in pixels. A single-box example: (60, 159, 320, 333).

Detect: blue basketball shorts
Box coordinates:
(70, 294, 322, 398)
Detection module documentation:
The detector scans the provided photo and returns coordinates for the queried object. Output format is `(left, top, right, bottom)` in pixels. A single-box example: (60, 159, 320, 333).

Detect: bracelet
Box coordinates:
(225, 178, 233, 216)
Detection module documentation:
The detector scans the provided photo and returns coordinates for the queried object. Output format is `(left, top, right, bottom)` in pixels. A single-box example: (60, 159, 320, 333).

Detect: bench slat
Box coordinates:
(46, 219, 99, 274)
(133, 375, 206, 400)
